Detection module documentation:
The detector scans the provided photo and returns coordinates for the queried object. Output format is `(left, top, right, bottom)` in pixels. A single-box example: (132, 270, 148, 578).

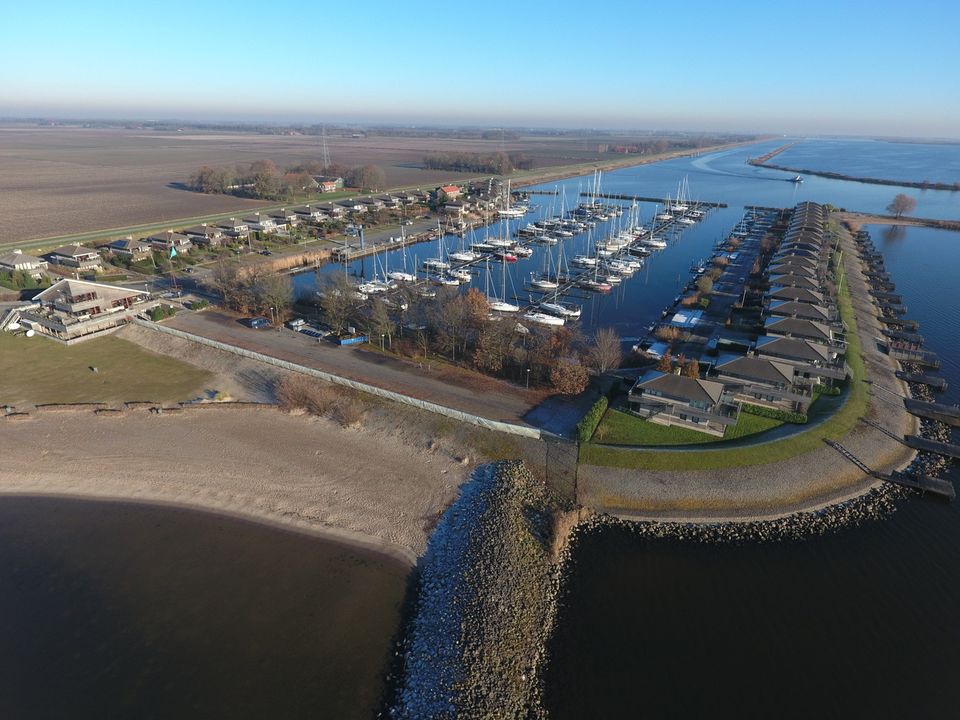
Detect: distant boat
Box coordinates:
(792, 175, 804, 183)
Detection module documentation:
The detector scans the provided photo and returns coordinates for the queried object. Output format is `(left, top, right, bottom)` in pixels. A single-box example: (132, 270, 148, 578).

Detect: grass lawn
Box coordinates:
(581, 240, 867, 470)
(593, 408, 782, 446)
(0, 332, 213, 406)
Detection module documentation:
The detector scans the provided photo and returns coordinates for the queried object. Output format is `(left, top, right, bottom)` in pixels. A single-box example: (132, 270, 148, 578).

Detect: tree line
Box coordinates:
(315, 275, 621, 394)
(188, 160, 386, 199)
(422, 151, 533, 175)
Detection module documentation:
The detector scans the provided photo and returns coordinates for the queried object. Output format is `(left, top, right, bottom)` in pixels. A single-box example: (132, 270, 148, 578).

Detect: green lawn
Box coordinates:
(581, 242, 867, 470)
(0, 332, 213, 406)
(593, 408, 782, 446)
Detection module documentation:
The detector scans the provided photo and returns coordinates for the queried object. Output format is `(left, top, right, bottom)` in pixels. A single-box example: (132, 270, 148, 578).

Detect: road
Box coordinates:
(164, 310, 540, 425)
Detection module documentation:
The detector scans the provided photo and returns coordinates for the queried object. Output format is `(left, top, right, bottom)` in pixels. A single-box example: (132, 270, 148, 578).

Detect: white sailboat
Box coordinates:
(387, 225, 416, 282)
(485, 258, 519, 313)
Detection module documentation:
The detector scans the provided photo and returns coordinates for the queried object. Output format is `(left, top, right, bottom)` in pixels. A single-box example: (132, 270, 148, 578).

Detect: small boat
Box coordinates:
(539, 301, 581, 319)
(644, 237, 667, 249)
(530, 276, 559, 291)
(387, 271, 416, 283)
(449, 250, 479, 263)
(487, 237, 514, 248)
(450, 268, 472, 282)
(571, 255, 597, 268)
(537, 235, 559, 245)
(488, 299, 520, 313)
(471, 242, 495, 253)
(578, 278, 612, 293)
(357, 280, 391, 294)
(792, 175, 803, 183)
(677, 216, 696, 225)
(432, 275, 460, 287)
(423, 258, 449, 270)
(601, 274, 622, 285)
(523, 311, 565, 327)
(512, 246, 533, 258)
(493, 251, 518, 263)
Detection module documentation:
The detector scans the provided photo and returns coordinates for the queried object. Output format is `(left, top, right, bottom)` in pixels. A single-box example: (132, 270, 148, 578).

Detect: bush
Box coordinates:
(191, 299, 209, 310)
(741, 402, 807, 424)
(148, 304, 177, 321)
(814, 384, 842, 397)
(576, 396, 609, 443)
(333, 397, 366, 427)
(275, 374, 338, 415)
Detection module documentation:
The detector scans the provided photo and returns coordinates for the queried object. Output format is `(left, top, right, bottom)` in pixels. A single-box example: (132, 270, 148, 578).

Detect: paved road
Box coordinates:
(165, 310, 538, 425)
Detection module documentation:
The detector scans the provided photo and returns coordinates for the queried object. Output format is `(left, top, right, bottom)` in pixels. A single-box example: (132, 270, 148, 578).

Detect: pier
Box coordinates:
(877, 316, 919, 331)
(905, 435, 960, 460)
(882, 328, 924, 344)
(895, 371, 947, 392)
(824, 439, 955, 500)
(581, 192, 727, 208)
(888, 343, 940, 368)
(903, 398, 960, 426)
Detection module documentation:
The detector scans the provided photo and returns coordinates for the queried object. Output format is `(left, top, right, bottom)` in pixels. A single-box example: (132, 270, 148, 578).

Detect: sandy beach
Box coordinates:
(0, 406, 471, 563)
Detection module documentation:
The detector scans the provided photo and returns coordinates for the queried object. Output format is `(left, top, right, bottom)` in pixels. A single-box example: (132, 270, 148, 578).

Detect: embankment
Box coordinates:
(749, 159, 960, 192)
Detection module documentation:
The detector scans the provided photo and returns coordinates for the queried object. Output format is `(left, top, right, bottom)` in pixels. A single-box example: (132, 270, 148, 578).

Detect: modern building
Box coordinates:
(47, 244, 102, 271)
(106, 238, 152, 261)
(0, 250, 48, 277)
(628, 370, 739, 436)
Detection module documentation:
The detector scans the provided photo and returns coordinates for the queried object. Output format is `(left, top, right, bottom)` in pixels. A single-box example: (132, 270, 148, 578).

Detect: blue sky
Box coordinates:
(2, 0, 958, 137)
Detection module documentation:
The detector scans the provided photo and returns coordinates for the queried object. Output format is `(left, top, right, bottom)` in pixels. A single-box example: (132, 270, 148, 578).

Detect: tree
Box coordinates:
(589, 327, 623, 375)
(656, 353, 673, 373)
(366, 297, 394, 348)
(319, 274, 356, 335)
(550, 359, 589, 395)
(473, 320, 515, 374)
(251, 272, 292, 316)
(696, 275, 713, 295)
(683, 358, 701, 378)
(346, 165, 386, 192)
(887, 193, 916, 218)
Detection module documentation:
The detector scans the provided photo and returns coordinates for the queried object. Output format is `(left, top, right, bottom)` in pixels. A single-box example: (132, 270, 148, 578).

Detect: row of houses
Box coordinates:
(628, 202, 848, 436)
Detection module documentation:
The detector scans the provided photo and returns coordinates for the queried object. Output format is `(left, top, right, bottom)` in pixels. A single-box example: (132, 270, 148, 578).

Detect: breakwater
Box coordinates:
(387, 461, 564, 719)
(750, 159, 960, 192)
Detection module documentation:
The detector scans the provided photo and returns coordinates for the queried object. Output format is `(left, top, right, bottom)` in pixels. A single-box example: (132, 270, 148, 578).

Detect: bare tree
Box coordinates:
(683, 358, 701, 378)
(887, 193, 916, 218)
(589, 327, 623, 375)
(365, 297, 395, 348)
(319, 273, 355, 335)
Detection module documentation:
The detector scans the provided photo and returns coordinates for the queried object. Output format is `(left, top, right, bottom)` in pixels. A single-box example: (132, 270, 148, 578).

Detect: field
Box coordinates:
(0, 126, 747, 246)
(0, 331, 213, 406)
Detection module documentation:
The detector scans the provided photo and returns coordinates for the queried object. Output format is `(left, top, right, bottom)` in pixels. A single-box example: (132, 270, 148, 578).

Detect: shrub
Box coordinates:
(740, 402, 807, 424)
(275, 374, 337, 414)
(576, 396, 609, 443)
(148, 304, 177, 321)
(191, 299, 209, 310)
(333, 397, 366, 428)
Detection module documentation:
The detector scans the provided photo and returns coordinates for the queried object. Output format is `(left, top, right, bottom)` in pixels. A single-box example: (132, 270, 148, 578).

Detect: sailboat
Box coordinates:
(497, 179, 526, 217)
(423, 221, 450, 271)
(530, 244, 559, 290)
(387, 225, 416, 282)
(485, 257, 519, 312)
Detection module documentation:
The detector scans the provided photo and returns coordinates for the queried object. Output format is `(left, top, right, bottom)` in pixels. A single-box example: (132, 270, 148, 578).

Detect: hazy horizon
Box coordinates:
(2, 0, 958, 139)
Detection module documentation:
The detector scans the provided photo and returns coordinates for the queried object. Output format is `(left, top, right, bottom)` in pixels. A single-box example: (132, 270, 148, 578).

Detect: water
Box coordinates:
(773, 137, 960, 186)
(543, 142, 960, 718)
(0, 498, 408, 719)
(293, 138, 959, 342)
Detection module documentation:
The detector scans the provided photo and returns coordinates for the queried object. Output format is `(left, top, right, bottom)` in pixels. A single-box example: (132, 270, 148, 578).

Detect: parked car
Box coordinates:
(245, 316, 270, 329)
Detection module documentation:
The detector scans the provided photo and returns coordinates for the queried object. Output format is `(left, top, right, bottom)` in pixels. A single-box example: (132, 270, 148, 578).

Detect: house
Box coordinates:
(47, 244, 102, 271)
(769, 258, 818, 277)
(766, 300, 833, 323)
(216, 218, 250, 238)
(714, 356, 811, 413)
(268, 208, 300, 227)
(359, 197, 385, 210)
(438, 184, 461, 200)
(768, 273, 821, 291)
(243, 213, 278, 233)
(0, 250, 48, 277)
(337, 199, 367, 213)
(106, 238, 152, 262)
(763, 317, 836, 345)
(754, 336, 847, 384)
(377, 194, 400, 208)
(443, 201, 467, 216)
(183, 224, 226, 246)
(314, 176, 344, 192)
(317, 203, 346, 218)
(19, 278, 155, 342)
(767, 286, 825, 305)
(291, 205, 323, 222)
(147, 231, 192, 254)
(628, 370, 739, 437)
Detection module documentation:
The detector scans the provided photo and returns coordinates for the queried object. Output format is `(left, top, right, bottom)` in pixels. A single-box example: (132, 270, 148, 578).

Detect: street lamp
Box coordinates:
(526, 368, 531, 389)
(380, 333, 385, 352)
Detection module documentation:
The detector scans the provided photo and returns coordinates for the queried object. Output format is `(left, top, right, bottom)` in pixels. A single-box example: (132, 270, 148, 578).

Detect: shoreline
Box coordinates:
(0, 488, 419, 568)
(749, 159, 960, 192)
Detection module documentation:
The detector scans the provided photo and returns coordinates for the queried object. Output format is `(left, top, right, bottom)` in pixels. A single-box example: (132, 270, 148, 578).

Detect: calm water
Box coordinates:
(544, 142, 960, 718)
(774, 137, 960, 186)
(0, 498, 408, 719)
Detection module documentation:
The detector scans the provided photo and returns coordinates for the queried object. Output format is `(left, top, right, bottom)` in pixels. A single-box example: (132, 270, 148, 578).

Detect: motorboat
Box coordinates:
(522, 311, 565, 327)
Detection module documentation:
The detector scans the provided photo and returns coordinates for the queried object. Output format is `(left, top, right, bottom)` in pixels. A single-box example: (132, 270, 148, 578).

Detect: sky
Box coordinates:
(2, 0, 959, 138)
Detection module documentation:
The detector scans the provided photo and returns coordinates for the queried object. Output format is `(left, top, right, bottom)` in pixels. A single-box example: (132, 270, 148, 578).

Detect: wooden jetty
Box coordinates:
(870, 291, 903, 304)
(868, 278, 896, 292)
(904, 398, 960, 426)
(582, 192, 727, 209)
(882, 328, 924, 344)
(877, 301, 907, 315)
(877, 316, 919, 330)
(886, 471, 955, 500)
(824, 440, 955, 500)
(905, 435, 960, 460)
(895, 371, 947, 391)
(889, 344, 940, 368)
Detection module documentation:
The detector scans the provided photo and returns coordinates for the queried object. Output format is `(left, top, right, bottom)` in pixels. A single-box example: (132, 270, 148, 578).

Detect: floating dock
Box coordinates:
(904, 398, 960, 426)
(889, 344, 940, 368)
(824, 439, 955, 500)
(877, 316, 919, 330)
(883, 328, 924, 344)
(581, 192, 727, 208)
(895, 371, 947, 391)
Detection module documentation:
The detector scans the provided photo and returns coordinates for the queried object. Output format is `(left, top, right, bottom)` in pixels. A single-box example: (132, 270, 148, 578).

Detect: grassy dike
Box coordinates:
(579, 234, 866, 471)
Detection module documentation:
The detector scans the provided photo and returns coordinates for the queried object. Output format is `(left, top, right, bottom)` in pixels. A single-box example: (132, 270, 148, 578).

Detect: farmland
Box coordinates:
(0, 125, 754, 245)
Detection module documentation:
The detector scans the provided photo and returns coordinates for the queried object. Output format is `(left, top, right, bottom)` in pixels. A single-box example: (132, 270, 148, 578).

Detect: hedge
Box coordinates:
(740, 402, 807, 424)
(576, 396, 609, 443)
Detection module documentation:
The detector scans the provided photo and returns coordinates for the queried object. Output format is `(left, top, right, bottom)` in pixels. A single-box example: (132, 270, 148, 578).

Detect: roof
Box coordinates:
(148, 231, 189, 242)
(637, 371, 725, 406)
(50, 244, 96, 257)
(33, 278, 147, 304)
(763, 317, 832, 342)
(108, 238, 150, 251)
(667, 309, 704, 329)
(0, 251, 45, 266)
(769, 273, 820, 290)
(716, 356, 795, 385)
(767, 286, 825, 304)
(768, 300, 831, 320)
(755, 336, 830, 363)
(183, 224, 222, 236)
